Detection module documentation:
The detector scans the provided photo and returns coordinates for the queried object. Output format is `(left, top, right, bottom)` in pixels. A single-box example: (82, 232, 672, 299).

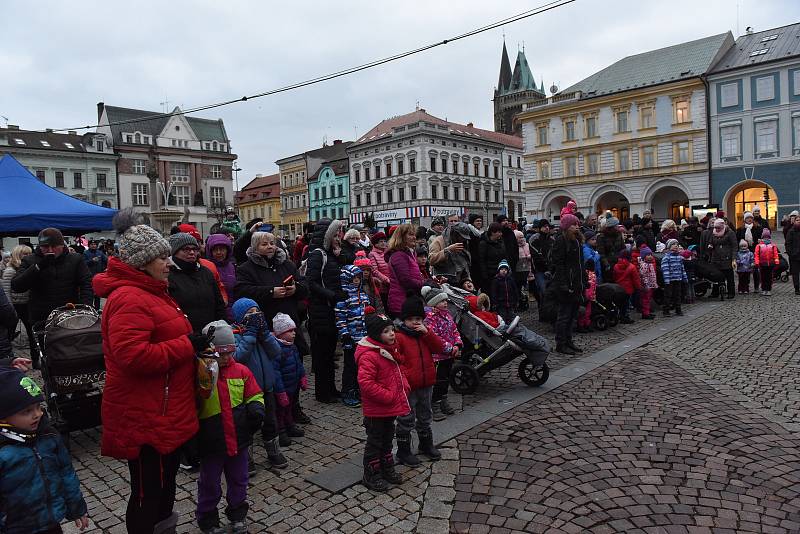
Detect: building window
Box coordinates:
(210, 165, 222, 179)
(170, 162, 189, 181)
(364, 167, 371, 180)
(494, 190, 499, 202)
(96, 173, 107, 189)
(508, 178, 513, 191)
(473, 187, 479, 202)
(517, 179, 522, 192)
(212, 141, 218, 151)
(507, 155, 512, 166)
(586, 153, 599, 174)
(755, 75, 775, 102)
(564, 119, 576, 141)
(132, 159, 147, 174)
(174, 185, 190, 206)
(132, 183, 149, 206)
(125, 135, 133, 143)
(720, 125, 742, 160)
(338, 207, 344, 219)
(585, 115, 597, 138)
(313, 188, 318, 201)
(485, 189, 490, 201)
(442, 186, 449, 200)
(385, 163, 392, 177)
(675, 141, 691, 164)
(376, 191, 382, 204)
(411, 185, 417, 198)
(614, 108, 629, 133)
(494, 165, 499, 178)
(356, 194, 362, 207)
(673, 98, 690, 123)
(720, 82, 739, 107)
(453, 187, 459, 201)
(639, 103, 655, 129)
(641, 145, 656, 168)
(338, 183, 344, 197)
(463, 161, 469, 175)
(409, 159, 416, 172)
(374, 166, 381, 179)
(354, 169, 360, 183)
(430, 157, 437, 172)
(483, 164, 489, 177)
(36, 170, 45, 182)
(210, 186, 225, 207)
(439, 158, 446, 173)
(72, 172, 82, 189)
(366, 193, 372, 205)
(755, 118, 778, 157)
(431, 184, 438, 199)
(387, 189, 393, 203)
(473, 163, 479, 176)
(564, 156, 577, 177)
(134, 133, 141, 144)
(398, 187, 405, 202)
(538, 161, 550, 179)
(536, 125, 548, 145)
(794, 70, 800, 96)
(398, 160, 404, 174)
(517, 157, 521, 168)
(616, 149, 630, 171)
(453, 160, 459, 175)
(55, 171, 64, 188)
(330, 185, 335, 198)
(96, 139, 104, 152)
(793, 116, 800, 155)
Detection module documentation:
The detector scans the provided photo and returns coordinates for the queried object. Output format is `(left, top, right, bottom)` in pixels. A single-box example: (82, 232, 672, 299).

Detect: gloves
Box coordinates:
(243, 311, 266, 335)
(334, 290, 349, 303)
(341, 334, 353, 349)
(188, 333, 211, 353)
(299, 376, 308, 391)
(276, 391, 290, 407)
(37, 254, 56, 270)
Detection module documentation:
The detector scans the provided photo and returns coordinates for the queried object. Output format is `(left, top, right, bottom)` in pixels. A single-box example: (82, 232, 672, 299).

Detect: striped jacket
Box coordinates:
(335, 265, 369, 347)
(660, 252, 687, 284)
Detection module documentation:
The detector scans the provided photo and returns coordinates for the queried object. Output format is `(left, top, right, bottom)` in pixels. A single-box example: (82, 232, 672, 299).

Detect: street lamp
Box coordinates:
(233, 163, 242, 213)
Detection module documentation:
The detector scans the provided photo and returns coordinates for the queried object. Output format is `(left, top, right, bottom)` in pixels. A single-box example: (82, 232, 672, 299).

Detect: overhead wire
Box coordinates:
(51, 0, 576, 133)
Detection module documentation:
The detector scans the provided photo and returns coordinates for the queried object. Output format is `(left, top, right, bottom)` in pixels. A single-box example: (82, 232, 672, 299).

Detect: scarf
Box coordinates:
(172, 256, 198, 272)
(744, 223, 753, 245)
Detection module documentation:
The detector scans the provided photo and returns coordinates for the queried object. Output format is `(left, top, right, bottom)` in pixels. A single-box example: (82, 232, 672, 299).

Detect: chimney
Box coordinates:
(46, 128, 53, 133)
(256, 174, 263, 178)
(467, 122, 474, 128)
(68, 130, 77, 135)
(6, 125, 19, 130)
(97, 102, 105, 121)
(745, 26, 753, 35)
(333, 139, 342, 145)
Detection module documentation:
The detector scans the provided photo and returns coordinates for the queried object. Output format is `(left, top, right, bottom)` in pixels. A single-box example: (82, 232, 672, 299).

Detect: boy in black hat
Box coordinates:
(0, 368, 89, 533)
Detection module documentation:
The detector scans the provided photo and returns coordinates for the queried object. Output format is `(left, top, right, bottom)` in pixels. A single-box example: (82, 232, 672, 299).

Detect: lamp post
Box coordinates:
(233, 163, 242, 214)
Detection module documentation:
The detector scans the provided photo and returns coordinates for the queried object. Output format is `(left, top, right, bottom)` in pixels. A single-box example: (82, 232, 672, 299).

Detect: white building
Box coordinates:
(348, 109, 524, 228)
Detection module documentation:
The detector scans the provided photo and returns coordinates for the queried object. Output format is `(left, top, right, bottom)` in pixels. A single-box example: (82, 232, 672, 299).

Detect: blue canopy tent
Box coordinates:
(0, 154, 117, 236)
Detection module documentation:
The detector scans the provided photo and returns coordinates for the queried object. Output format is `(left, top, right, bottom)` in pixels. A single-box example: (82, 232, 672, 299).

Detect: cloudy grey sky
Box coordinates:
(4, 0, 799, 188)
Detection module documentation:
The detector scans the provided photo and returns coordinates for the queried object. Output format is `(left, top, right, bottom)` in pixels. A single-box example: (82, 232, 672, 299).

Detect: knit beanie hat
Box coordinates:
(666, 239, 679, 250)
(714, 219, 726, 229)
(601, 212, 620, 229)
(497, 259, 511, 272)
(178, 223, 202, 243)
(169, 233, 199, 256)
(0, 368, 44, 419)
(37, 227, 65, 247)
(365, 313, 393, 341)
(370, 231, 387, 245)
(272, 312, 296, 336)
(202, 320, 236, 352)
(640, 245, 653, 258)
(431, 216, 446, 228)
(743, 211, 753, 221)
(468, 213, 482, 225)
(559, 213, 579, 229)
(421, 285, 448, 307)
(232, 298, 259, 323)
(584, 229, 596, 240)
(538, 219, 550, 229)
(739, 239, 749, 248)
(113, 208, 171, 268)
(762, 228, 771, 239)
(401, 296, 426, 320)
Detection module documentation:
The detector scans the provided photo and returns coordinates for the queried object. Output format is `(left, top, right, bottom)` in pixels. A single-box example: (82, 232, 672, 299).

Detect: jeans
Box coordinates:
(363, 416, 396, 463)
(759, 266, 774, 291)
(126, 445, 180, 534)
(341, 346, 358, 395)
(396, 386, 433, 436)
(196, 449, 249, 527)
(310, 326, 337, 400)
(554, 296, 579, 345)
(432, 359, 454, 402)
(534, 272, 547, 301)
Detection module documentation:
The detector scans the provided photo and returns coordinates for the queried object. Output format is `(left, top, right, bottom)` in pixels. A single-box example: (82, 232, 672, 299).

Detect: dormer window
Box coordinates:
(40, 140, 51, 147)
(13, 138, 24, 145)
(134, 133, 141, 144)
(64, 142, 74, 149)
(212, 141, 218, 151)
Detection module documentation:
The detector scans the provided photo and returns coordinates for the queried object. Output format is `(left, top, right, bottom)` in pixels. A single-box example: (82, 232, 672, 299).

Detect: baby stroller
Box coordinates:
(33, 304, 104, 447)
(775, 254, 789, 282)
(440, 285, 550, 395)
(693, 260, 726, 300)
(590, 283, 625, 330)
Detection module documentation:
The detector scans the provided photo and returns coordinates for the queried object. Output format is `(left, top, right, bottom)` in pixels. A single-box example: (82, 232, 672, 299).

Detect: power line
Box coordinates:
(52, 0, 576, 133)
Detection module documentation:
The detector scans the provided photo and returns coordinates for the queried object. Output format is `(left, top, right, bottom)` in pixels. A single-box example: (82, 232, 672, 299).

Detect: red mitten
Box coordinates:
(299, 376, 308, 391)
(276, 392, 290, 407)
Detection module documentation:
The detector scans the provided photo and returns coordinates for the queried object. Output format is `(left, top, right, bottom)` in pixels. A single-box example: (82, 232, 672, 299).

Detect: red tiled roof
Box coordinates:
(354, 109, 522, 149)
(237, 173, 279, 203)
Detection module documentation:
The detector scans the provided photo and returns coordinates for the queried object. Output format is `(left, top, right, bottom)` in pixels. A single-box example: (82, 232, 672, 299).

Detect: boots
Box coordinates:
(247, 446, 257, 476)
(431, 401, 446, 422)
(225, 502, 249, 534)
(154, 512, 180, 534)
(293, 405, 311, 424)
(380, 452, 403, 485)
(362, 457, 389, 492)
(265, 437, 288, 469)
(417, 431, 441, 461)
(287, 425, 304, 438)
(395, 432, 421, 467)
(439, 396, 455, 415)
(278, 432, 291, 447)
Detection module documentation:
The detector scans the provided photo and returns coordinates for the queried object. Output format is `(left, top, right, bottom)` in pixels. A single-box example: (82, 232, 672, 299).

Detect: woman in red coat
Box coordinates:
(93, 209, 211, 534)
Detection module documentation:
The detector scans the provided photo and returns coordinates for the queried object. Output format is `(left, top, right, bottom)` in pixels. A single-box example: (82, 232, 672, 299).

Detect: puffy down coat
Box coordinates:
(387, 248, 424, 316)
(355, 337, 410, 418)
(394, 324, 445, 391)
(93, 257, 197, 460)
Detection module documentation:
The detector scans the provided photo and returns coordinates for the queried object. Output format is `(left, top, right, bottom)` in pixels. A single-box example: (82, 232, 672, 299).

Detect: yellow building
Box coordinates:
(276, 155, 308, 239)
(236, 173, 281, 229)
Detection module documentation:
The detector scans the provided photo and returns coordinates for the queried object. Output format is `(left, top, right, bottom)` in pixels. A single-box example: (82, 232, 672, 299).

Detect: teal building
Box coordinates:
(308, 156, 349, 222)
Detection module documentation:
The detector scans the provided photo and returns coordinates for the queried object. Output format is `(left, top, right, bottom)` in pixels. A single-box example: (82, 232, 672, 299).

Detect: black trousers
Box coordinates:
(363, 416, 396, 463)
(753, 267, 761, 291)
(554, 296, 579, 345)
(341, 346, 358, 395)
(13, 303, 36, 361)
(737, 272, 751, 292)
(126, 445, 180, 534)
(432, 359, 454, 402)
(260, 392, 278, 442)
(721, 268, 735, 296)
(663, 281, 682, 311)
(310, 326, 338, 401)
(760, 266, 774, 291)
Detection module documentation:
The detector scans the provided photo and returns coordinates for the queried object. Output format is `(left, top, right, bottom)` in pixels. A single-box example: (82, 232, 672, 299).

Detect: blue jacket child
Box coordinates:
(335, 265, 369, 349)
(0, 369, 87, 534)
(736, 241, 755, 273)
(231, 298, 282, 394)
(272, 313, 307, 397)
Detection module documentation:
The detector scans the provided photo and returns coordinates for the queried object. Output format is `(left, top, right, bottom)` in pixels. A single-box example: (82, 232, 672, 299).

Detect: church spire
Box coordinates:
(497, 41, 512, 94)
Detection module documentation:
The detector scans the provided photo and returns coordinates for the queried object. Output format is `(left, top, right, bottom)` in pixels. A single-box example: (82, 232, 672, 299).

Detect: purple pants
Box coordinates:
(196, 449, 248, 519)
(276, 392, 297, 432)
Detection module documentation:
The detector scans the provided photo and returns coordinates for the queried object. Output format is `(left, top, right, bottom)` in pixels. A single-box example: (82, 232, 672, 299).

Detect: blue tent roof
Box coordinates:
(0, 153, 117, 235)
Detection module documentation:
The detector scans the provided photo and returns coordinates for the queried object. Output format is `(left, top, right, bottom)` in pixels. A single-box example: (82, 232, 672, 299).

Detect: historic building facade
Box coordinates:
(308, 155, 349, 222)
(519, 32, 734, 223)
(493, 43, 546, 136)
(708, 22, 800, 228)
(347, 109, 521, 228)
(96, 103, 236, 234)
(236, 173, 281, 229)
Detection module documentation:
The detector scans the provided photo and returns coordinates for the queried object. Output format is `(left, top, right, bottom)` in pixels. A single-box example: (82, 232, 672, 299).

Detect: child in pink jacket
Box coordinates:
(421, 286, 461, 420)
(637, 246, 658, 319)
(577, 259, 597, 333)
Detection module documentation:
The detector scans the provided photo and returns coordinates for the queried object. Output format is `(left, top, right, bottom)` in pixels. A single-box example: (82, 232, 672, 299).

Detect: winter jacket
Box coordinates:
(736, 250, 755, 273)
(424, 307, 462, 362)
(355, 337, 410, 418)
(638, 258, 658, 289)
(490, 274, 518, 310)
(501, 226, 520, 272)
(197, 361, 265, 457)
(595, 229, 625, 276)
(787, 227, 800, 261)
(394, 324, 444, 391)
(429, 223, 474, 283)
(0, 289, 17, 361)
(234, 247, 308, 327)
(272, 339, 306, 394)
(702, 229, 738, 270)
(234, 328, 281, 393)
(339, 241, 357, 267)
(83, 248, 108, 276)
(11, 248, 93, 325)
(661, 252, 687, 283)
(387, 248, 424, 316)
(368, 247, 391, 292)
(93, 256, 198, 460)
(529, 232, 554, 273)
(465, 294, 501, 329)
(335, 265, 369, 346)
(1, 266, 28, 305)
(636, 226, 657, 251)
(199, 258, 228, 305)
(584, 271, 597, 301)
(168, 259, 227, 333)
(736, 225, 764, 251)
(306, 219, 346, 330)
(0, 419, 88, 534)
(205, 234, 237, 313)
(754, 242, 780, 267)
(550, 234, 586, 300)
(582, 243, 603, 283)
(680, 225, 701, 250)
(478, 235, 507, 281)
(612, 259, 642, 295)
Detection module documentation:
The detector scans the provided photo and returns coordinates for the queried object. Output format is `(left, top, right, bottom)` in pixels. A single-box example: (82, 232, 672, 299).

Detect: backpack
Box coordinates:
(298, 248, 327, 287)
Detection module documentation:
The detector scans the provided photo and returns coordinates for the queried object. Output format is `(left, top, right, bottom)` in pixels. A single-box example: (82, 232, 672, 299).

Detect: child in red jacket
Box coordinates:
(394, 297, 446, 467)
(355, 314, 409, 493)
(612, 249, 640, 324)
(754, 229, 780, 296)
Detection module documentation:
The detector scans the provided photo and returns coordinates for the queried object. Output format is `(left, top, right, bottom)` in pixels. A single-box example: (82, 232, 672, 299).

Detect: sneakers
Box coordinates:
(431, 401, 446, 422)
(439, 397, 455, 415)
(342, 390, 361, 408)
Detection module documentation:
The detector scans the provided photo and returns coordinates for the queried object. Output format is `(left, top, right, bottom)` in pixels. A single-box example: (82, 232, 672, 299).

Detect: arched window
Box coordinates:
(134, 133, 141, 144)
(212, 141, 218, 151)
(101, 200, 112, 208)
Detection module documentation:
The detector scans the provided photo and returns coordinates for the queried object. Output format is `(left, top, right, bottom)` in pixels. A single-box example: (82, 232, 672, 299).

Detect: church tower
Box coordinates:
(493, 42, 546, 135)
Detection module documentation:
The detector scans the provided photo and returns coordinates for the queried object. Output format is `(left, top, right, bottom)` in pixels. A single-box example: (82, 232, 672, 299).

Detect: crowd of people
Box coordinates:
(1, 202, 799, 533)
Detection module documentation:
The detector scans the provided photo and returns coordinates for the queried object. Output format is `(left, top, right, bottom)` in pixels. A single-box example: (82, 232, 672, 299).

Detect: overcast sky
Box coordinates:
(4, 0, 799, 189)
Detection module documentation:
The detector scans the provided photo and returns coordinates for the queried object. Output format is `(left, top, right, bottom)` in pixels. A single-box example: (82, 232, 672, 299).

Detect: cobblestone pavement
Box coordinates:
(19, 278, 797, 533)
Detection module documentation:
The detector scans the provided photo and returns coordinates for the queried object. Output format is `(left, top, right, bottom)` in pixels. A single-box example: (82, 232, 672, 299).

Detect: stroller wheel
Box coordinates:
(449, 363, 480, 395)
(694, 285, 707, 298)
(781, 272, 789, 283)
(608, 313, 619, 327)
(592, 314, 608, 331)
(518, 361, 549, 387)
